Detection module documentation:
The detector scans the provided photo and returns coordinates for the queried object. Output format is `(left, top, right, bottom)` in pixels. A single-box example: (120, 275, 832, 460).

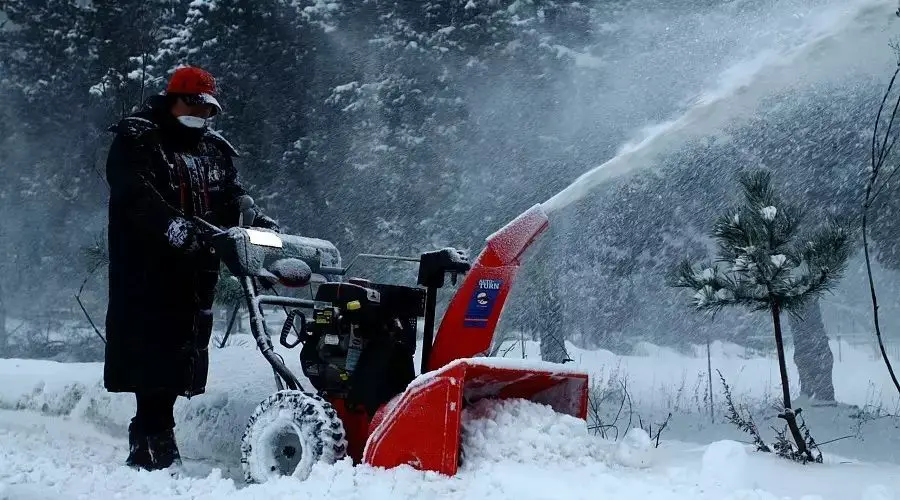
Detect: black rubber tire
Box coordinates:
(240, 390, 347, 483)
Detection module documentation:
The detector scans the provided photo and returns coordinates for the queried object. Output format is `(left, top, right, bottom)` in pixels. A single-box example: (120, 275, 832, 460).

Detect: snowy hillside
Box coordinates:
(1, 338, 899, 499)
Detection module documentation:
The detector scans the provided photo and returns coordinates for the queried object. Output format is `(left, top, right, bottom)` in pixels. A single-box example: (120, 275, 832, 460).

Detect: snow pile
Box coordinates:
(460, 398, 605, 468)
(701, 440, 750, 490)
(0, 358, 101, 415)
(0, 410, 239, 499)
(614, 428, 654, 468)
(0, 343, 294, 471)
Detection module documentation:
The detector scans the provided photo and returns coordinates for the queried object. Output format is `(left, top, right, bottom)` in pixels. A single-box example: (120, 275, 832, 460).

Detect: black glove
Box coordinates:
(165, 217, 202, 253)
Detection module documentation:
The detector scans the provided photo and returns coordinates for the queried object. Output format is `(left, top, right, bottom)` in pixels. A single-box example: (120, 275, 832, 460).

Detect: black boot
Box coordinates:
(125, 423, 153, 470)
(146, 428, 183, 470)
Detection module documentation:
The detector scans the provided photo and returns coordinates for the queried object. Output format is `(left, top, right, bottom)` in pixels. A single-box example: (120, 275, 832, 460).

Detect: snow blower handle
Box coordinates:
(191, 216, 228, 255)
(191, 194, 254, 232)
(193, 216, 225, 235)
(192, 193, 255, 234)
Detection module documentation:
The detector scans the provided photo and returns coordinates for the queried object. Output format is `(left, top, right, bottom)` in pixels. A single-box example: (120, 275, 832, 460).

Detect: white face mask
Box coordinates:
(177, 115, 209, 129)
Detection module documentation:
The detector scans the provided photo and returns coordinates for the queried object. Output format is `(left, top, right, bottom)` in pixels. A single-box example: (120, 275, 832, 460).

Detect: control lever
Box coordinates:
(280, 310, 307, 348)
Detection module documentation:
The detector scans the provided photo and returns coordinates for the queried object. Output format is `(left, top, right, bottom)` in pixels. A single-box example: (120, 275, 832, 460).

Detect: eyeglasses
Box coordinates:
(178, 98, 215, 118)
(177, 93, 219, 116)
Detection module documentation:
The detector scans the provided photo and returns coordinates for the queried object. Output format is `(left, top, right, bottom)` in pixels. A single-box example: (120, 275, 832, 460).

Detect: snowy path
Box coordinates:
(0, 409, 242, 500)
(2, 403, 899, 500)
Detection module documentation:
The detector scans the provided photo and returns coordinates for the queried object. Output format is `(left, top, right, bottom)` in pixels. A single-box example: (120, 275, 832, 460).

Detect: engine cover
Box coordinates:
(299, 282, 424, 414)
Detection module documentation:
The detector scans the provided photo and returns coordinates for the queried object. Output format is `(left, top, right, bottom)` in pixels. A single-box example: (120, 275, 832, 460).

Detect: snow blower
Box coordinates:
(194, 201, 589, 483)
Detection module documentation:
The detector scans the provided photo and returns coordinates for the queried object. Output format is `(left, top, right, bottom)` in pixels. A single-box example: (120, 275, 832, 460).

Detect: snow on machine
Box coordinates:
(195, 202, 589, 483)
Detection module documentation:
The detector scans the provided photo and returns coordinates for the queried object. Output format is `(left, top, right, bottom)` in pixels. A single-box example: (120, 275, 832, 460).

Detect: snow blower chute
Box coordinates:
(196, 202, 589, 483)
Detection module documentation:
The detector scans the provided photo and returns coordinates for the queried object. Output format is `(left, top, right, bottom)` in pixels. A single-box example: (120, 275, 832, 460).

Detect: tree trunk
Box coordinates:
(539, 330, 570, 363)
(0, 226, 8, 356)
(862, 195, 900, 396)
(789, 298, 835, 401)
(771, 302, 811, 459)
(0, 286, 7, 356)
(538, 287, 570, 363)
(0, 301, 6, 356)
(218, 303, 241, 348)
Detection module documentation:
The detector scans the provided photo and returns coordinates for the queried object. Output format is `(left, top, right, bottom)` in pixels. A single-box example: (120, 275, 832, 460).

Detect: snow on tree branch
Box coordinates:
(677, 169, 849, 317)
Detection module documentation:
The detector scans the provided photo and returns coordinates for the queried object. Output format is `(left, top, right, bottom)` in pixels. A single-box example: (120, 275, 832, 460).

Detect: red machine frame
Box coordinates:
(330, 205, 590, 475)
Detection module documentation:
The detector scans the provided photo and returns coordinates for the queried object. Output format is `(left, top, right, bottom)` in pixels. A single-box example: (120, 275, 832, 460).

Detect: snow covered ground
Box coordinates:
(1, 337, 899, 499)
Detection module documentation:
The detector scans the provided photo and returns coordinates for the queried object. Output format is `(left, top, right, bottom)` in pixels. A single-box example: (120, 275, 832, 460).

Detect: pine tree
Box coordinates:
(321, 0, 599, 262)
(0, 1, 95, 124)
(89, 0, 186, 116)
(672, 169, 852, 462)
(0, 0, 110, 312)
(321, 1, 471, 258)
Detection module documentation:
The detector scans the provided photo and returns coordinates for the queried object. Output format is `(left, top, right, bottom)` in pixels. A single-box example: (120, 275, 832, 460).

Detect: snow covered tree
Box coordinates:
(319, 1, 473, 259)
(672, 169, 852, 462)
(0, 0, 111, 315)
(147, 0, 348, 234)
(320, 0, 599, 264)
(89, 0, 186, 116)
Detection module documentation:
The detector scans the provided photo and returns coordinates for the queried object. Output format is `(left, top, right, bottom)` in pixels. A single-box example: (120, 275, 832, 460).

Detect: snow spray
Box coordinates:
(539, 0, 896, 216)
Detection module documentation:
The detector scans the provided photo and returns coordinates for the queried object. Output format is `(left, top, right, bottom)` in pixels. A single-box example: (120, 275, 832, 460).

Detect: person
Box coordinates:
(103, 66, 279, 471)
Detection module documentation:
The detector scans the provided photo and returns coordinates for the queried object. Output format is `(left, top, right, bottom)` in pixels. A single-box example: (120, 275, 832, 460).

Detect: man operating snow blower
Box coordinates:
(103, 66, 279, 471)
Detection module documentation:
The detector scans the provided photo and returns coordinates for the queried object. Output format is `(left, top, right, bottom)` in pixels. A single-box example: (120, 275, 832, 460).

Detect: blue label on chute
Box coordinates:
(464, 279, 503, 328)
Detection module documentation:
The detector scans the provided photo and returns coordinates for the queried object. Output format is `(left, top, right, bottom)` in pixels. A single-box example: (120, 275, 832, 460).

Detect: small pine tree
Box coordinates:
(672, 169, 852, 462)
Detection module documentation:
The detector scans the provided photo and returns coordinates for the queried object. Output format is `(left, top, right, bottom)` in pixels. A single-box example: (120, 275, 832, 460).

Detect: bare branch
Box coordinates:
(75, 262, 106, 345)
(871, 66, 900, 177)
(864, 65, 900, 397)
(816, 435, 854, 447)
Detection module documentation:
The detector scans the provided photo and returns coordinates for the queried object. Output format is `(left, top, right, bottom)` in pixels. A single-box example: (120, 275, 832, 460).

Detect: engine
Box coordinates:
(298, 279, 425, 415)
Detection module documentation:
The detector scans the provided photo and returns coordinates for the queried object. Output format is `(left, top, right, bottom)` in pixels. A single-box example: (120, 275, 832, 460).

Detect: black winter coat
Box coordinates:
(103, 95, 278, 397)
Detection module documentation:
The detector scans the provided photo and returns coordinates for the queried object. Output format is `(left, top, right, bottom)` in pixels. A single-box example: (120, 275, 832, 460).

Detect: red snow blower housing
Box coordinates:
(196, 203, 589, 483)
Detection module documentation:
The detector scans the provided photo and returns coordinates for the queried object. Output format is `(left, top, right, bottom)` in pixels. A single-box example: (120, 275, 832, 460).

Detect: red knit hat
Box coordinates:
(165, 66, 222, 114)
